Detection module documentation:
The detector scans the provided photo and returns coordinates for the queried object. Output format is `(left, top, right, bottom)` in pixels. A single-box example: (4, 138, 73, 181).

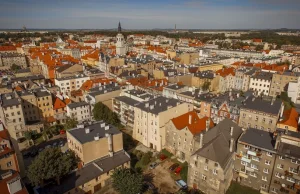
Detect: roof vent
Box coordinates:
(101, 123, 105, 128)
(94, 133, 100, 141)
(105, 125, 110, 130)
(85, 127, 90, 134)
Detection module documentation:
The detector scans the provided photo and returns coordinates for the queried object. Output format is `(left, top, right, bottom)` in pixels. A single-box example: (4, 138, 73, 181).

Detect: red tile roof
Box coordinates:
(0, 171, 28, 194)
(0, 46, 17, 51)
(53, 97, 66, 110)
(216, 67, 235, 77)
(278, 108, 299, 130)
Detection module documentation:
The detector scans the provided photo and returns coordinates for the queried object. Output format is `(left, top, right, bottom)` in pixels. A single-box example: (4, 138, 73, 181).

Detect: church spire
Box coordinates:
(118, 21, 122, 33)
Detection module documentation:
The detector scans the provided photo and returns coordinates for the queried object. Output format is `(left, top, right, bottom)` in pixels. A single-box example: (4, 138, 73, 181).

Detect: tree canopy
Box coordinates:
(93, 102, 121, 127)
(10, 64, 21, 72)
(27, 148, 79, 186)
(64, 117, 78, 130)
(111, 168, 143, 194)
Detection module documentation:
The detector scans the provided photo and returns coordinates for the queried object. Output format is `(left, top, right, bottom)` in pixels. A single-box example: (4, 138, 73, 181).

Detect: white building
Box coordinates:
(66, 102, 91, 122)
(54, 74, 90, 95)
(133, 96, 192, 151)
(288, 77, 300, 104)
(116, 22, 127, 56)
(249, 71, 273, 96)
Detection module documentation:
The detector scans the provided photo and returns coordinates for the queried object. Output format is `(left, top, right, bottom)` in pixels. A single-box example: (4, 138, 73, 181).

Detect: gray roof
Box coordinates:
(16, 68, 31, 73)
(136, 96, 181, 115)
(277, 142, 300, 159)
(35, 150, 130, 194)
(251, 71, 273, 81)
(1, 92, 20, 108)
(10, 75, 45, 83)
(239, 128, 276, 151)
(193, 119, 243, 168)
(241, 97, 282, 115)
(67, 101, 89, 109)
(88, 84, 120, 98)
(165, 84, 186, 90)
(68, 121, 121, 144)
(55, 74, 88, 81)
(114, 96, 140, 107)
(35, 91, 51, 98)
(194, 70, 214, 79)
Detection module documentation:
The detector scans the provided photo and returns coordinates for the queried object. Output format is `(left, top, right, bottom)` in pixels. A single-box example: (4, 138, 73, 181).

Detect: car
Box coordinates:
(149, 162, 158, 169)
(174, 166, 182, 174)
(38, 148, 44, 152)
(45, 145, 51, 149)
(175, 179, 187, 189)
(53, 142, 58, 147)
(169, 163, 179, 171)
(23, 152, 31, 158)
(60, 130, 66, 135)
(59, 141, 64, 147)
(144, 182, 155, 191)
(159, 154, 167, 161)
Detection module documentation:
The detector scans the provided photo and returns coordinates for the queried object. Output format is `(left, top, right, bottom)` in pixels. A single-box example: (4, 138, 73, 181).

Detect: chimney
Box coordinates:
(145, 103, 149, 108)
(105, 125, 110, 130)
(206, 119, 210, 131)
(230, 126, 234, 136)
(252, 97, 255, 102)
(94, 133, 99, 141)
(85, 127, 90, 134)
(200, 133, 204, 148)
(189, 114, 192, 125)
(106, 133, 113, 157)
(229, 138, 234, 152)
(280, 105, 284, 118)
(101, 123, 105, 128)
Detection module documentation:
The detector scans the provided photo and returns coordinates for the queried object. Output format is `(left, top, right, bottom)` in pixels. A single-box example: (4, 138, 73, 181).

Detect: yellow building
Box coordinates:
(198, 63, 223, 72)
(36, 91, 54, 120)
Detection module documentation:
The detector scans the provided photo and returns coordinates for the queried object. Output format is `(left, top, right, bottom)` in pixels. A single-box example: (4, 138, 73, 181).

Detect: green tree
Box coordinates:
(64, 117, 78, 130)
(27, 148, 79, 186)
(202, 81, 211, 91)
(93, 102, 121, 127)
(11, 64, 21, 71)
(24, 131, 34, 141)
(140, 151, 152, 165)
(111, 168, 143, 194)
(255, 45, 264, 51)
(180, 162, 189, 182)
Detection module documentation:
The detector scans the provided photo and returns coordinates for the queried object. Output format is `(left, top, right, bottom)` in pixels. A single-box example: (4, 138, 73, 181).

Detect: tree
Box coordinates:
(93, 102, 121, 127)
(202, 81, 211, 91)
(27, 148, 79, 186)
(64, 117, 78, 130)
(24, 131, 35, 145)
(140, 151, 152, 165)
(11, 64, 21, 71)
(255, 45, 264, 51)
(111, 168, 143, 194)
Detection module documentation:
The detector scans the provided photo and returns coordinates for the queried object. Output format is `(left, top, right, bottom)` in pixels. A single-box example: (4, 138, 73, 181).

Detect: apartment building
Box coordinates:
(215, 67, 236, 93)
(210, 91, 253, 124)
(191, 70, 215, 89)
(54, 74, 89, 95)
(239, 97, 283, 132)
(209, 49, 264, 58)
(277, 107, 299, 132)
(55, 64, 84, 78)
(67, 102, 91, 123)
(36, 90, 53, 120)
(235, 128, 277, 193)
(53, 97, 71, 124)
(112, 89, 153, 127)
(163, 84, 188, 99)
(133, 96, 192, 151)
(188, 119, 243, 194)
(18, 91, 40, 122)
(269, 71, 299, 97)
(234, 67, 257, 91)
(165, 111, 214, 163)
(36, 121, 130, 194)
(0, 53, 27, 70)
(195, 93, 216, 118)
(249, 71, 273, 96)
(287, 77, 300, 104)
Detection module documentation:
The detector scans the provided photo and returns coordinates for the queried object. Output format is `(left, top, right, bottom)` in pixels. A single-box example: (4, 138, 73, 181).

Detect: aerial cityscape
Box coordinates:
(0, 1, 300, 194)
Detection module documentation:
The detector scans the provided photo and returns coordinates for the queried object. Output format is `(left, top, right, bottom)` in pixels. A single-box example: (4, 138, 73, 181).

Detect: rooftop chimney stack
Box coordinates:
(200, 133, 204, 148)
(229, 138, 234, 152)
(189, 114, 192, 125)
(85, 127, 90, 134)
(230, 127, 234, 136)
(106, 133, 113, 157)
(206, 119, 210, 132)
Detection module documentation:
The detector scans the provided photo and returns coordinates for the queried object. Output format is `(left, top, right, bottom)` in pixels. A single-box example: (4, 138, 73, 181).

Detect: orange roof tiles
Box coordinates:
(81, 50, 99, 61)
(64, 98, 71, 105)
(216, 67, 235, 77)
(147, 46, 167, 54)
(53, 97, 66, 110)
(278, 108, 299, 129)
(253, 39, 263, 43)
(84, 40, 97, 43)
(80, 78, 116, 92)
(171, 111, 214, 135)
(0, 171, 28, 194)
(0, 46, 16, 51)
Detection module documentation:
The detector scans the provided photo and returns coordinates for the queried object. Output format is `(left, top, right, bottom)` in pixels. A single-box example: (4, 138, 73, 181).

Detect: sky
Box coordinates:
(0, 0, 300, 29)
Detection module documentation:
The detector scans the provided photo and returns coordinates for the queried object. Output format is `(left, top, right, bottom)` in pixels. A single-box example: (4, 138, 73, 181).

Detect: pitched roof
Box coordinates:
(239, 128, 275, 151)
(216, 67, 235, 77)
(53, 97, 66, 110)
(278, 107, 299, 129)
(0, 46, 17, 51)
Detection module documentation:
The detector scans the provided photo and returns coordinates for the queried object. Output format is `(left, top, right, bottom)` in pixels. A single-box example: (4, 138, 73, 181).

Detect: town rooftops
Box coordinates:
(10, 75, 45, 83)
(67, 101, 89, 109)
(193, 119, 243, 168)
(239, 128, 276, 151)
(251, 71, 273, 81)
(114, 96, 140, 107)
(55, 74, 88, 81)
(277, 142, 300, 159)
(35, 90, 51, 98)
(0, 170, 28, 194)
(136, 96, 182, 115)
(35, 150, 130, 194)
(194, 70, 215, 79)
(165, 84, 186, 91)
(67, 121, 121, 144)
(242, 97, 282, 115)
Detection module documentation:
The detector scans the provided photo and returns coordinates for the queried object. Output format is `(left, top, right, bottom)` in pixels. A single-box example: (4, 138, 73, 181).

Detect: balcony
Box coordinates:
(241, 156, 251, 163)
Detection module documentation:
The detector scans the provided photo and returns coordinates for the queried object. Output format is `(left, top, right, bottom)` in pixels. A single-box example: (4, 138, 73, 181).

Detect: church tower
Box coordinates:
(116, 21, 126, 56)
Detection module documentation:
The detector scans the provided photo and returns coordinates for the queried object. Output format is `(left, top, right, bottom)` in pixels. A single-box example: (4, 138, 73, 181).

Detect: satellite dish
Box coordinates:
(282, 184, 286, 187)
(281, 176, 285, 179)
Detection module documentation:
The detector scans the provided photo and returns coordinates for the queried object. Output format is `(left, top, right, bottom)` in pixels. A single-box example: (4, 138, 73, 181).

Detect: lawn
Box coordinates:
(226, 182, 260, 194)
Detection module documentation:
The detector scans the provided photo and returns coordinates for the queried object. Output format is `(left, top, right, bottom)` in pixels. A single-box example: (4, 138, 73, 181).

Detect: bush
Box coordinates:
(141, 152, 152, 165)
(136, 151, 144, 160)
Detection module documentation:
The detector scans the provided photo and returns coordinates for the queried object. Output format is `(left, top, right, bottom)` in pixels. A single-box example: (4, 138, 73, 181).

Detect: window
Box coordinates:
(205, 159, 209, 164)
(204, 166, 208, 171)
(249, 172, 257, 177)
(279, 156, 285, 160)
(287, 177, 295, 183)
(252, 156, 260, 162)
(263, 168, 269, 174)
(241, 161, 247, 166)
(271, 188, 278, 193)
(213, 169, 218, 175)
(265, 160, 271, 165)
(202, 175, 206, 181)
(275, 172, 282, 178)
(244, 145, 250, 149)
(261, 184, 267, 189)
(214, 163, 218, 167)
(266, 152, 272, 157)
(291, 159, 299, 164)
(277, 164, 283, 169)
(262, 176, 267, 181)
(251, 163, 258, 170)
(6, 161, 12, 167)
(289, 167, 298, 174)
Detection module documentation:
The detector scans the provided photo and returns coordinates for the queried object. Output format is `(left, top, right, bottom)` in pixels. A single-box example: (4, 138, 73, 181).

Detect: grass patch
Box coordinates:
(161, 149, 173, 158)
(226, 182, 260, 194)
(34, 134, 45, 145)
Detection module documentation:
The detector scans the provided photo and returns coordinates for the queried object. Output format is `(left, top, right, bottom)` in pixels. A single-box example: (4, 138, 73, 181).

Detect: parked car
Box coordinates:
(23, 152, 30, 158)
(175, 179, 187, 189)
(59, 141, 64, 147)
(38, 148, 44, 152)
(53, 142, 58, 147)
(45, 145, 52, 149)
(30, 149, 38, 157)
(174, 166, 182, 174)
(159, 154, 167, 161)
(169, 163, 179, 171)
(149, 162, 158, 169)
(60, 130, 66, 135)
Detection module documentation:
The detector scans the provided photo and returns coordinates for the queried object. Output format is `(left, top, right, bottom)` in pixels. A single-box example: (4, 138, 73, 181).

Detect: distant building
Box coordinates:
(116, 22, 127, 56)
(66, 102, 91, 123)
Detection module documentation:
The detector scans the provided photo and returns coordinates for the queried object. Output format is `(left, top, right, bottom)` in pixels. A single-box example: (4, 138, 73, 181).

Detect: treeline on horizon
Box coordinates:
(1, 30, 300, 47)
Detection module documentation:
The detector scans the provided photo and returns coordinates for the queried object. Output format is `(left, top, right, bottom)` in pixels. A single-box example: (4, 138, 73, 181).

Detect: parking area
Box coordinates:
(22, 136, 68, 169)
(145, 159, 182, 194)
